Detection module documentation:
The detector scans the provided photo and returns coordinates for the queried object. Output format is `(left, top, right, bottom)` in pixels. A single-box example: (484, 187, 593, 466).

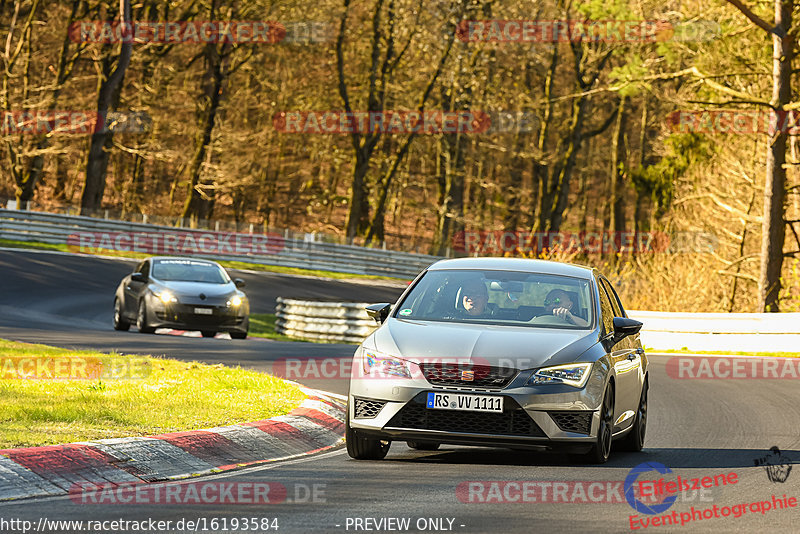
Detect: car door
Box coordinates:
(598, 276, 641, 429)
(123, 260, 149, 316)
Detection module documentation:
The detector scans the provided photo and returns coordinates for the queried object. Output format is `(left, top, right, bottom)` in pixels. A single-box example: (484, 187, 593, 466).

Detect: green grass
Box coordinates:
(249, 313, 309, 342)
(0, 238, 406, 282)
(0, 238, 67, 252)
(644, 346, 800, 358)
(0, 339, 307, 449)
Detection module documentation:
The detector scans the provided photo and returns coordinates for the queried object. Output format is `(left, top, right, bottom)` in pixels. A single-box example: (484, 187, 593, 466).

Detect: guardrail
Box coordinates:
(0, 209, 441, 279)
(275, 300, 800, 351)
(627, 310, 800, 352)
(275, 298, 378, 343)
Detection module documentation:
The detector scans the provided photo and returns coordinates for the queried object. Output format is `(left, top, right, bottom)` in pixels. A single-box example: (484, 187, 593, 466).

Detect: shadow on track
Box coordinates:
(384, 447, 800, 469)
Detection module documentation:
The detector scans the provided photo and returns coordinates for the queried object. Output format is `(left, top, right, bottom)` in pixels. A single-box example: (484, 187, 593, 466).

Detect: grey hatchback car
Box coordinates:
(346, 257, 647, 463)
(113, 257, 250, 339)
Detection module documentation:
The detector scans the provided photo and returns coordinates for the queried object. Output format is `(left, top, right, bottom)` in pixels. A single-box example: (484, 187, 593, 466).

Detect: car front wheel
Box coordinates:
(618, 378, 647, 452)
(137, 300, 155, 334)
(577, 384, 614, 464)
(346, 414, 390, 460)
(113, 298, 130, 331)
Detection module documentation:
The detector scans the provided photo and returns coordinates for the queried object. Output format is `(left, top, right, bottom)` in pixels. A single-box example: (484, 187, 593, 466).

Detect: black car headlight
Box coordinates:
(526, 362, 593, 388)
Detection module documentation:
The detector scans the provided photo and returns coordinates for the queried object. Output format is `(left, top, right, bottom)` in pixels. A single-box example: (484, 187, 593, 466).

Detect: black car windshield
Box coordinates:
(151, 259, 230, 284)
(394, 269, 594, 329)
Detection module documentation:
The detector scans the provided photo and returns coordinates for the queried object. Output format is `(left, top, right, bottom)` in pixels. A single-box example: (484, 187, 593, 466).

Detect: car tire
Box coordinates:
(137, 300, 156, 334)
(407, 441, 440, 451)
(577, 383, 614, 464)
(113, 298, 130, 331)
(230, 331, 247, 339)
(201, 331, 217, 338)
(346, 413, 390, 460)
(618, 378, 647, 452)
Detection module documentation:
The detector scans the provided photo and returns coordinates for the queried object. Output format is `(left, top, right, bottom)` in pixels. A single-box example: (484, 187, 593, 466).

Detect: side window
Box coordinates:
(140, 260, 150, 278)
(596, 278, 614, 337)
(600, 278, 624, 318)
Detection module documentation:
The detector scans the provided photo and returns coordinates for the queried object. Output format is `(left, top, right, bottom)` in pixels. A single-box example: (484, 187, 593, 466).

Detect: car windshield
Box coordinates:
(394, 269, 594, 329)
(151, 259, 230, 284)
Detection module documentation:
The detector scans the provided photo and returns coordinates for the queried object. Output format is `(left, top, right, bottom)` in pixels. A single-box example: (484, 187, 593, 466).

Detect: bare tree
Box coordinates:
(79, 0, 132, 214)
(723, 0, 792, 311)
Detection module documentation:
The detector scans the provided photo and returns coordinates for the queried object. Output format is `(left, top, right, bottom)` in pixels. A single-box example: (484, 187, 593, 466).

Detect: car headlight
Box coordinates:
(227, 295, 243, 307)
(152, 289, 177, 304)
(362, 349, 411, 378)
(526, 362, 593, 388)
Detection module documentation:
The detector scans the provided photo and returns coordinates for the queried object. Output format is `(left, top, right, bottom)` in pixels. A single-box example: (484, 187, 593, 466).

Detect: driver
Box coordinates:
(459, 278, 491, 317)
(543, 289, 589, 326)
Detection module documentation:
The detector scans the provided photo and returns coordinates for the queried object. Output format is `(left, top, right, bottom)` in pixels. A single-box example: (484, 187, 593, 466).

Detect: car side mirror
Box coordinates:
(612, 316, 643, 343)
(234, 278, 246, 289)
(130, 272, 146, 283)
(365, 303, 392, 324)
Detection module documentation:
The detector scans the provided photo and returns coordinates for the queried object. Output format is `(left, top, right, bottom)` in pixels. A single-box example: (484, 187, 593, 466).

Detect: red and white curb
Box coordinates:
(0, 388, 345, 502)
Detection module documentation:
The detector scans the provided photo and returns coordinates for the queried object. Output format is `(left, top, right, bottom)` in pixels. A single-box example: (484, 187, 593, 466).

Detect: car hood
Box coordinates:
(155, 281, 235, 296)
(152, 281, 237, 305)
(371, 318, 599, 370)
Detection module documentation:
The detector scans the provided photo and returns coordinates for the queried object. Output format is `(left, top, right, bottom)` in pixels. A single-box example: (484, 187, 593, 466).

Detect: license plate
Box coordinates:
(194, 308, 213, 315)
(426, 392, 503, 412)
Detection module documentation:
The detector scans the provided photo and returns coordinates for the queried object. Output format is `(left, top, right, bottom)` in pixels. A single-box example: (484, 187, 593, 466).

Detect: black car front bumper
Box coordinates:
(148, 301, 248, 333)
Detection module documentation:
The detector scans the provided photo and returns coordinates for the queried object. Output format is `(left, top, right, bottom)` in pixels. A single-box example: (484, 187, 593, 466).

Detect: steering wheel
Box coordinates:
(529, 313, 572, 325)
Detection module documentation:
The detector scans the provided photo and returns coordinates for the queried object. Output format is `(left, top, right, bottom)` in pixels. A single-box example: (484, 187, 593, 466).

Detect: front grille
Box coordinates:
(354, 398, 386, 419)
(387, 393, 545, 437)
(419, 363, 518, 388)
(177, 313, 236, 326)
(549, 411, 593, 434)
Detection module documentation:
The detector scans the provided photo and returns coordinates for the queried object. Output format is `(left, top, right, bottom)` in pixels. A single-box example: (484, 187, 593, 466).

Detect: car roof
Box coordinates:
(427, 257, 594, 279)
(146, 256, 220, 265)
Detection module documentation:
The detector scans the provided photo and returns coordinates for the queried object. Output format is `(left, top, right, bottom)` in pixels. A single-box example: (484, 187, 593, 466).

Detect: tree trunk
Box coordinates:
(181, 34, 231, 224)
(345, 151, 371, 240)
(548, 96, 588, 233)
(610, 95, 627, 236)
(80, 0, 132, 215)
(633, 97, 649, 238)
(759, 0, 791, 312)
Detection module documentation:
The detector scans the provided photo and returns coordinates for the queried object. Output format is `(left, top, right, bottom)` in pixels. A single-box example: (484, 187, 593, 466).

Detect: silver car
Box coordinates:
(346, 257, 647, 463)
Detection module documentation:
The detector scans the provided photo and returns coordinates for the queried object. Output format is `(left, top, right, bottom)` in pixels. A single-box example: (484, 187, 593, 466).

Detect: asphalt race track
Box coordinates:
(1, 249, 799, 533)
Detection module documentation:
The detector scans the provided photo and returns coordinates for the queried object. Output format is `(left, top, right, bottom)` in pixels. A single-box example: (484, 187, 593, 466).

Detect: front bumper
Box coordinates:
(146, 298, 248, 333)
(348, 361, 609, 450)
